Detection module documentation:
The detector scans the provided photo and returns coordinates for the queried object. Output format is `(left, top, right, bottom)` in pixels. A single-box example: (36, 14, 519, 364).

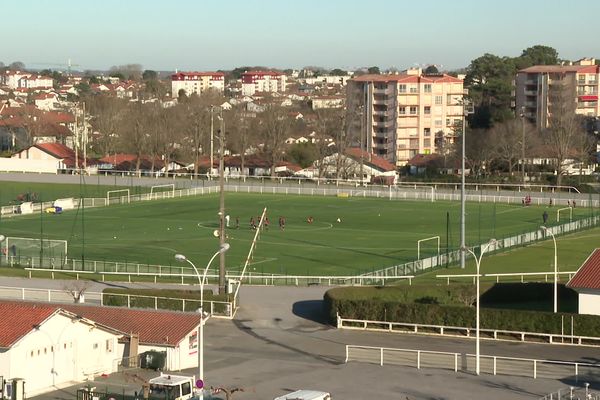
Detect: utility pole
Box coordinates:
(460, 100, 473, 269)
(218, 110, 226, 295)
(74, 106, 79, 173)
(82, 102, 88, 172)
(210, 106, 215, 179)
(520, 106, 526, 185)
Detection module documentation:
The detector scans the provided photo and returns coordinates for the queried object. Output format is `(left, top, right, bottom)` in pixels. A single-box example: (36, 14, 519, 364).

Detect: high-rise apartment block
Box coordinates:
(515, 58, 599, 129)
(347, 68, 465, 166)
(241, 71, 286, 96)
(171, 72, 225, 97)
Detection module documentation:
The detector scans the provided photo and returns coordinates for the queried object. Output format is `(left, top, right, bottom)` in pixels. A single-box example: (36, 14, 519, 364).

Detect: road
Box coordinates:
(11, 277, 598, 399)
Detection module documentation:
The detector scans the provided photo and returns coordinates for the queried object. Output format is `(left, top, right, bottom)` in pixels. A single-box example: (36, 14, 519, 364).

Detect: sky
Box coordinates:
(3, 0, 600, 73)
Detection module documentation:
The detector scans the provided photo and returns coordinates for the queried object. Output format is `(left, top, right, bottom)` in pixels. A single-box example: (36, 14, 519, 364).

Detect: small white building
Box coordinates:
(241, 71, 286, 96)
(0, 301, 124, 397)
(567, 248, 600, 315)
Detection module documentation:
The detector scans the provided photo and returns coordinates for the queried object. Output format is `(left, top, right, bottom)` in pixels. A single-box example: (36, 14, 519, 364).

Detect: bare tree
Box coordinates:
(86, 95, 128, 156)
(258, 105, 292, 177)
(545, 74, 586, 186)
(226, 106, 258, 176)
(118, 101, 150, 172)
(313, 108, 342, 178)
(489, 118, 524, 176)
(63, 281, 89, 303)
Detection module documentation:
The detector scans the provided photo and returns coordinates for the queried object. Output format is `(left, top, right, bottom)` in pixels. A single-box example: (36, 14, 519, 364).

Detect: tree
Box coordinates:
(142, 69, 158, 81)
(258, 105, 292, 177)
(367, 66, 380, 74)
(9, 61, 25, 70)
(424, 65, 439, 74)
(465, 53, 516, 128)
(87, 95, 129, 156)
(517, 45, 559, 69)
(224, 106, 257, 176)
(118, 101, 150, 172)
(544, 74, 586, 186)
(489, 118, 533, 176)
(329, 68, 346, 76)
(74, 82, 91, 96)
(109, 64, 143, 80)
(288, 142, 317, 168)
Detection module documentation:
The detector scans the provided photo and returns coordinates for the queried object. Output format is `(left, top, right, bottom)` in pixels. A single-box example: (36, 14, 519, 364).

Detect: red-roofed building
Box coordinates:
(11, 142, 94, 171)
(347, 68, 465, 166)
(312, 147, 398, 183)
(0, 301, 123, 396)
(171, 71, 225, 97)
(242, 71, 286, 96)
(515, 58, 600, 129)
(567, 248, 600, 315)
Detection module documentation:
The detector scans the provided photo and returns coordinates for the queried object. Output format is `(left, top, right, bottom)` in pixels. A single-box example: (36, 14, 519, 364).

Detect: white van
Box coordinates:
(273, 389, 331, 400)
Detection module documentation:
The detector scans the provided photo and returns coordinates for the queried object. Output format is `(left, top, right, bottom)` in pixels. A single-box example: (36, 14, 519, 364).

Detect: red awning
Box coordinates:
(579, 95, 598, 101)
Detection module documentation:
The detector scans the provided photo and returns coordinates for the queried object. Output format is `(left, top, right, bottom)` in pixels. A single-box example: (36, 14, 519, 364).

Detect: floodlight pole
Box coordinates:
(175, 244, 229, 394)
(520, 106, 526, 185)
(462, 239, 496, 376)
(210, 106, 215, 178)
(460, 102, 468, 269)
(218, 110, 226, 295)
(541, 226, 558, 313)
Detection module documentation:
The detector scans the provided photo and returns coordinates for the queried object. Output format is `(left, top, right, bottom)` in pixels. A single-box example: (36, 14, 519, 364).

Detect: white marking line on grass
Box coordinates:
(248, 257, 278, 266)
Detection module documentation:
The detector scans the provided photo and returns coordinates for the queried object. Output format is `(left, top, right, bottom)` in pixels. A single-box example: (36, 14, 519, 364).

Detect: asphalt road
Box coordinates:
(10, 277, 598, 400)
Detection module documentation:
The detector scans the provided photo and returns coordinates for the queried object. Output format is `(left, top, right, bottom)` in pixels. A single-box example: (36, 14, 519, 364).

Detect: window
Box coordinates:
(435, 120, 442, 127)
(424, 139, 431, 147)
(182, 382, 192, 396)
(399, 84, 406, 93)
(30, 350, 34, 357)
(409, 86, 418, 93)
(106, 339, 113, 353)
(399, 106, 406, 115)
(93, 343, 99, 350)
(424, 128, 431, 136)
(424, 106, 431, 115)
(446, 118, 451, 126)
(410, 106, 417, 115)
(435, 95, 443, 105)
(424, 84, 432, 93)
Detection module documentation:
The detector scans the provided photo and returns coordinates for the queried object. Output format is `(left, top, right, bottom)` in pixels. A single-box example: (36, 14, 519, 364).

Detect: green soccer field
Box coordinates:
(0, 191, 595, 276)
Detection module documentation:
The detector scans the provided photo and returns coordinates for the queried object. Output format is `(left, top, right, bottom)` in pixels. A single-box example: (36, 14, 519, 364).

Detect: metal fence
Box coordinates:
(541, 384, 600, 400)
(0, 285, 234, 318)
(345, 345, 600, 382)
(337, 316, 600, 347)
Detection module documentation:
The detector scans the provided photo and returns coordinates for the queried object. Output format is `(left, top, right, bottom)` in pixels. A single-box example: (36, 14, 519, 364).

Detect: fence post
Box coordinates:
(155, 297, 158, 310)
(417, 351, 421, 369)
(380, 348, 384, 366)
(533, 360, 537, 379)
(127, 295, 131, 308)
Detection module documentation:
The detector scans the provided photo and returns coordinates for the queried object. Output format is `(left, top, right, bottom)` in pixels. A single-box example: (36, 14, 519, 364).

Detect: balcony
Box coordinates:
(373, 119, 395, 128)
(373, 87, 394, 95)
(524, 90, 537, 96)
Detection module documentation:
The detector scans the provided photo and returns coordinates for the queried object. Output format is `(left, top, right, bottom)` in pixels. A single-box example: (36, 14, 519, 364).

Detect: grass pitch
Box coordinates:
(0, 192, 594, 276)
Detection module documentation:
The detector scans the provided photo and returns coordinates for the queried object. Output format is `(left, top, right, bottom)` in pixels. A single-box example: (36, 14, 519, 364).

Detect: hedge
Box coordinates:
(324, 285, 600, 337)
(102, 288, 231, 313)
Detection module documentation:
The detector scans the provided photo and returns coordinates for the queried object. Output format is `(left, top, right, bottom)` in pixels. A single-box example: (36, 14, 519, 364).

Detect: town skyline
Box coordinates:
(4, 0, 600, 72)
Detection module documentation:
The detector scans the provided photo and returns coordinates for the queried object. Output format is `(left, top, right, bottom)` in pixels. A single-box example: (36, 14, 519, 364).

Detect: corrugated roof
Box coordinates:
(567, 249, 600, 290)
(0, 302, 57, 348)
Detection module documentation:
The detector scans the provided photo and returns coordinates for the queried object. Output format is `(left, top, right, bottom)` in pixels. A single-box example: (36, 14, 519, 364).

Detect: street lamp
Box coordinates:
(520, 106, 526, 185)
(460, 100, 474, 269)
(174, 243, 230, 393)
(462, 239, 496, 376)
(541, 226, 558, 313)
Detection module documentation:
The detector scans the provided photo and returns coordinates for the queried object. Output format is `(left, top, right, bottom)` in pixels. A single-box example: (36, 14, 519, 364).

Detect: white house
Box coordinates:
(567, 249, 600, 315)
(34, 93, 60, 111)
(0, 301, 124, 397)
(59, 303, 202, 371)
(317, 147, 398, 183)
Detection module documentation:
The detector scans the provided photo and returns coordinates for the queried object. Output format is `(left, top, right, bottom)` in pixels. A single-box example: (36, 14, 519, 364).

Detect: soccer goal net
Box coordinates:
(417, 236, 440, 260)
(2, 237, 68, 262)
(107, 189, 131, 205)
(556, 207, 573, 223)
(148, 184, 175, 200)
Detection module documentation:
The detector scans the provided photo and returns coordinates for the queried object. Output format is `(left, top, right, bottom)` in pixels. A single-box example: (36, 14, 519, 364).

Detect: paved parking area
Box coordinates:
(29, 284, 600, 400)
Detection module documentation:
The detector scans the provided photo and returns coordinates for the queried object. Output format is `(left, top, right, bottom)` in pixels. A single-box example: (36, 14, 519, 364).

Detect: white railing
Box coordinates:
(337, 316, 600, 347)
(436, 271, 578, 285)
(19, 266, 414, 287)
(344, 344, 600, 380)
(541, 385, 600, 400)
(0, 285, 234, 318)
(363, 215, 600, 281)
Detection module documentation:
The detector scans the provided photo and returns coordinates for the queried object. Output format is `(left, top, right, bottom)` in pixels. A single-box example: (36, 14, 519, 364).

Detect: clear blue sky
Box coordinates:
(3, 0, 599, 72)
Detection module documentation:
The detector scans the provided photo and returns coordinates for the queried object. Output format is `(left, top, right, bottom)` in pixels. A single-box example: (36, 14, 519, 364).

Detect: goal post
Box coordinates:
(149, 184, 175, 200)
(107, 189, 130, 204)
(417, 236, 440, 260)
(3, 236, 68, 262)
(556, 207, 573, 222)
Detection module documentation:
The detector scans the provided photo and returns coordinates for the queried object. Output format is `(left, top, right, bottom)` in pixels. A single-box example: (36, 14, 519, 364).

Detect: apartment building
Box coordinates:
(0, 71, 53, 90)
(346, 68, 465, 166)
(241, 71, 286, 96)
(514, 58, 600, 129)
(171, 71, 225, 97)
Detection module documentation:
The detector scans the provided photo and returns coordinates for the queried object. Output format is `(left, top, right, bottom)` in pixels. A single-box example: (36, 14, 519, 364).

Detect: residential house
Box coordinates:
(567, 248, 600, 315)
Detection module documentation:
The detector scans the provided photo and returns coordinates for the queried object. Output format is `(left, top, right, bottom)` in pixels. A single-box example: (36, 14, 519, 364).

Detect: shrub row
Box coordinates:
(324, 286, 600, 337)
(102, 288, 231, 313)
